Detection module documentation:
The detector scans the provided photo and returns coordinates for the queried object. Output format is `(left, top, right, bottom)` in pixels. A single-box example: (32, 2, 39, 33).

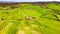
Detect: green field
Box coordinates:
(0, 3, 60, 34)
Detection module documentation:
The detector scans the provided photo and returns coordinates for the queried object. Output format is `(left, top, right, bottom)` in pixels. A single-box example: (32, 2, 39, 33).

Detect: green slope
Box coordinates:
(0, 3, 60, 34)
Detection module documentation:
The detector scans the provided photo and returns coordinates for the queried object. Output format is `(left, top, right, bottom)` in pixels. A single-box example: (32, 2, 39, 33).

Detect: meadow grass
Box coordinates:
(0, 3, 60, 34)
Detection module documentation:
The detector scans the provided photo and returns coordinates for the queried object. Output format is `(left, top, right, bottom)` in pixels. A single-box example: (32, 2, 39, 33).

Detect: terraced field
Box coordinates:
(0, 3, 60, 34)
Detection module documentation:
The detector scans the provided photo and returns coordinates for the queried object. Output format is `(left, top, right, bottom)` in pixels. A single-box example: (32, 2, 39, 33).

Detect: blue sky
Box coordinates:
(0, 0, 59, 2)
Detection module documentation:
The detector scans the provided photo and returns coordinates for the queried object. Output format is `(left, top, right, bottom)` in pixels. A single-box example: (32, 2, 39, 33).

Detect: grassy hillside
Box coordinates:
(0, 3, 60, 34)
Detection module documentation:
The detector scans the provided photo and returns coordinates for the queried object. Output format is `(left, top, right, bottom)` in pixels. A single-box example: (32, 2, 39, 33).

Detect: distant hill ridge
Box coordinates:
(0, 1, 60, 5)
(0, 1, 60, 9)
